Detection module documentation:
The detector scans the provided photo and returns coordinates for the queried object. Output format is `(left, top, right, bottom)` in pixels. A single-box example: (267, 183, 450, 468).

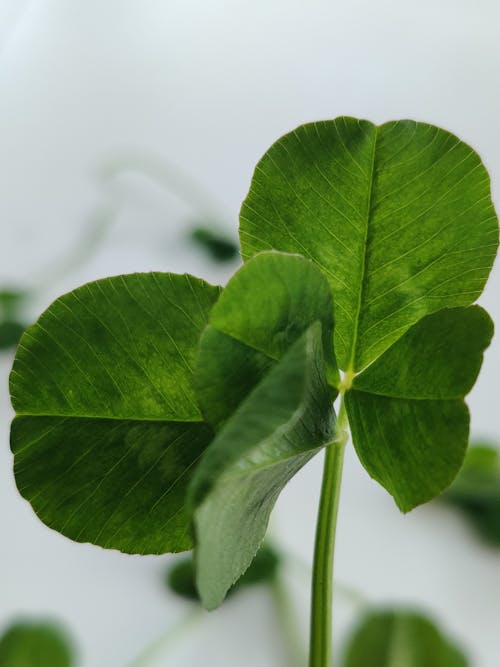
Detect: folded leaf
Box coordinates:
(167, 543, 280, 602)
(195, 250, 338, 428)
(10, 273, 220, 554)
(240, 118, 498, 372)
(346, 306, 493, 510)
(191, 323, 335, 609)
(343, 609, 468, 667)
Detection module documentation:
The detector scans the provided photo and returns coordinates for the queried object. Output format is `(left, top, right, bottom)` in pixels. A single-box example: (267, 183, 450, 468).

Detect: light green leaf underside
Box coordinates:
(240, 117, 498, 372)
(0, 621, 74, 667)
(191, 323, 335, 609)
(343, 610, 468, 667)
(10, 273, 220, 553)
(346, 305, 492, 510)
(167, 543, 280, 602)
(195, 251, 338, 428)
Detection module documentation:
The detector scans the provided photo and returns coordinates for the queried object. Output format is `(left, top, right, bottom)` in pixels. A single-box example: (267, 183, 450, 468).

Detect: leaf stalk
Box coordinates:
(309, 399, 348, 667)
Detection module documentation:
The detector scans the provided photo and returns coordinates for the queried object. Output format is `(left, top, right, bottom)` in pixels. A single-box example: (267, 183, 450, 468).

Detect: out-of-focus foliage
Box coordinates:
(0, 288, 27, 350)
(443, 443, 500, 546)
(342, 609, 468, 667)
(167, 543, 281, 602)
(0, 620, 74, 667)
(190, 225, 239, 262)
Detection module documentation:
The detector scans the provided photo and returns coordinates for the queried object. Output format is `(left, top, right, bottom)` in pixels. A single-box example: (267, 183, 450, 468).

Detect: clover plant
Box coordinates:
(9, 118, 499, 666)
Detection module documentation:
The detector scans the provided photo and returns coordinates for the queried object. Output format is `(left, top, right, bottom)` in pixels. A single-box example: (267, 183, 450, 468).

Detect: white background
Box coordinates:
(0, 1, 499, 665)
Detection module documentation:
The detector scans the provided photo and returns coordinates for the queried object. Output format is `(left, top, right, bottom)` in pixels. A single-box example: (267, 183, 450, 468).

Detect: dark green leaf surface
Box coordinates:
(190, 226, 239, 262)
(346, 393, 469, 512)
(0, 319, 26, 350)
(240, 118, 498, 372)
(10, 273, 220, 554)
(343, 610, 468, 667)
(0, 621, 74, 667)
(195, 251, 338, 428)
(443, 443, 500, 546)
(353, 307, 493, 399)
(167, 543, 280, 602)
(346, 307, 493, 511)
(191, 323, 335, 609)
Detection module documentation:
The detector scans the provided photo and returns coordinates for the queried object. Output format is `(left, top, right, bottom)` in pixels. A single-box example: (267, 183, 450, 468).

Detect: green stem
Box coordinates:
(126, 607, 203, 667)
(271, 574, 307, 667)
(309, 400, 348, 667)
(99, 151, 226, 222)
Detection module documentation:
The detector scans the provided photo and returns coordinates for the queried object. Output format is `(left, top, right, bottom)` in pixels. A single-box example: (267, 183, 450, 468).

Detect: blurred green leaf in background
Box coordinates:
(0, 288, 28, 351)
(342, 609, 468, 667)
(443, 443, 500, 547)
(0, 620, 75, 667)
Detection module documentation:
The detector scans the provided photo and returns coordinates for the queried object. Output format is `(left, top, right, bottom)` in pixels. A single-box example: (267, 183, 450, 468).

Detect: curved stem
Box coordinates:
(31, 202, 117, 295)
(309, 400, 348, 667)
(126, 607, 203, 667)
(98, 151, 226, 222)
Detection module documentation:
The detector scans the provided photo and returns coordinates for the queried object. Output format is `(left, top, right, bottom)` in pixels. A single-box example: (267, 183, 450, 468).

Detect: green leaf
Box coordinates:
(342, 609, 468, 667)
(346, 393, 469, 512)
(191, 322, 335, 609)
(352, 306, 493, 399)
(0, 621, 74, 667)
(166, 543, 281, 602)
(190, 252, 337, 607)
(345, 307, 493, 511)
(195, 251, 338, 428)
(240, 118, 498, 372)
(443, 443, 500, 546)
(10, 272, 220, 554)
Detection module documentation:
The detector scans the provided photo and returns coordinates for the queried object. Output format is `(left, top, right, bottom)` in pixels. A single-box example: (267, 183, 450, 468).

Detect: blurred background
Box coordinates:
(1, 1, 499, 665)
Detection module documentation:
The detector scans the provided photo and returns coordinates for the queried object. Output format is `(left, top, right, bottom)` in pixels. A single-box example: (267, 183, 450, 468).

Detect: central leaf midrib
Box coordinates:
(347, 125, 379, 372)
(386, 616, 412, 667)
(351, 387, 465, 402)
